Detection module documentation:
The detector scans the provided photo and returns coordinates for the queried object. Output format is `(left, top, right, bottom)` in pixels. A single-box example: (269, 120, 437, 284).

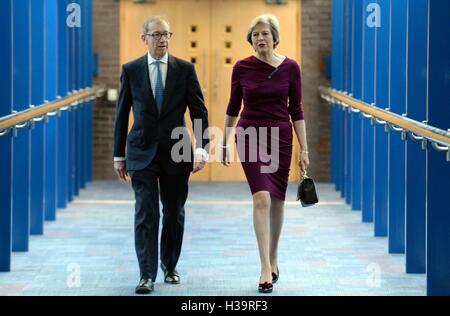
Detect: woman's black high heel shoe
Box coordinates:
(258, 282, 273, 293)
(272, 268, 279, 284)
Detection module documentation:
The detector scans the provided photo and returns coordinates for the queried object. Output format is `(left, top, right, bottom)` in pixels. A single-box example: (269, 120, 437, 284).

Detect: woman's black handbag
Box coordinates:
(297, 171, 319, 207)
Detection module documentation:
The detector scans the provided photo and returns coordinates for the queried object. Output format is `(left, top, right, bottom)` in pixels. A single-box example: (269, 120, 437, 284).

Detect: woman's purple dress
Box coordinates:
(226, 56, 304, 200)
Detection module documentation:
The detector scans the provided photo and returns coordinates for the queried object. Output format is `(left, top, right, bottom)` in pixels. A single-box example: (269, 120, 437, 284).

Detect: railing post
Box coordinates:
(79, 0, 87, 190)
(44, 0, 58, 221)
(343, 0, 352, 205)
(30, 0, 45, 236)
(12, 0, 31, 252)
(73, 0, 81, 198)
(361, 0, 376, 223)
(68, 7, 76, 202)
(86, 0, 94, 182)
(74, 0, 85, 192)
(388, 0, 407, 254)
(350, 0, 363, 211)
(57, 0, 70, 209)
(0, 0, 13, 271)
(405, 0, 428, 274)
(373, 0, 390, 237)
(426, 0, 450, 296)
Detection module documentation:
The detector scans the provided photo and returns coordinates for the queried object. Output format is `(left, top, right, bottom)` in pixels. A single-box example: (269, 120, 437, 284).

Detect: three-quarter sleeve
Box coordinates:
(288, 62, 304, 121)
(226, 63, 243, 117)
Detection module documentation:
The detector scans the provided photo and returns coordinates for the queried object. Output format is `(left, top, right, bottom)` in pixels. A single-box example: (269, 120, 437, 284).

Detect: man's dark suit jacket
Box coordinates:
(113, 54, 209, 174)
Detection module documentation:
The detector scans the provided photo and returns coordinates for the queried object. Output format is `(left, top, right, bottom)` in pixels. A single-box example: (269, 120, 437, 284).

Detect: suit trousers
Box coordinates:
(130, 154, 190, 281)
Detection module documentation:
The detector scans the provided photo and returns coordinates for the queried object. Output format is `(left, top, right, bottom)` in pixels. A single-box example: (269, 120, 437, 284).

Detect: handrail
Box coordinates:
(319, 86, 450, 149)
(0, 86, 106, 131)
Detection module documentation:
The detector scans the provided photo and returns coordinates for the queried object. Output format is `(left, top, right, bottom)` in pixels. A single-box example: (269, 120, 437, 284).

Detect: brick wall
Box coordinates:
(93, 0, 120, 180)
(93, 0, 120, 89)
(92, 99, 117, 179)
(92, 0, 332, 181)
(301, 0, 332, 181)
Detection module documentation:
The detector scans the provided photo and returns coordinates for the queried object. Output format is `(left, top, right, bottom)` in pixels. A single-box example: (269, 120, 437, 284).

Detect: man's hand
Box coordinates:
(192, 153, 207, 174)
(114, 160, 128, 181)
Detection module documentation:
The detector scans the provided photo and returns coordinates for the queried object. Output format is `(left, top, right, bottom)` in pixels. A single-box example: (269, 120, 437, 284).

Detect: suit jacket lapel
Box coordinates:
(141, 54, 159, 116)
(160, 54, 179, 117)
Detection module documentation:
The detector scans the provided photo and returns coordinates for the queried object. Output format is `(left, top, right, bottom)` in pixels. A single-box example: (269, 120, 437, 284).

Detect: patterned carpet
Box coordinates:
(0, 181, 425, 296)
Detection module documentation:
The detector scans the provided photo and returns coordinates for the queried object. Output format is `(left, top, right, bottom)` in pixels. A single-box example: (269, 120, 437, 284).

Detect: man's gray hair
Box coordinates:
(246, 14, 281, 49)
(142, 16, 170, 34)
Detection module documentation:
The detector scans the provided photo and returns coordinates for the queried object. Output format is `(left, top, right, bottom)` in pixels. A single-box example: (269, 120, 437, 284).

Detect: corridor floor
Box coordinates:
(0, 181, 426, 296)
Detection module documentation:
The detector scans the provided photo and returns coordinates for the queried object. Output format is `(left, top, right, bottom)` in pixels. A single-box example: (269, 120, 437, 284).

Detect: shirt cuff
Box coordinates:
(195, 148, 209, 161)
(114, 157, 126, 162)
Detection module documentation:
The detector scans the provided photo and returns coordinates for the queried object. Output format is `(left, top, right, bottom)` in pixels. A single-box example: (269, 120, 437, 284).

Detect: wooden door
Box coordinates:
(209, 0, 301, 181)
(120, 0, 301, 182)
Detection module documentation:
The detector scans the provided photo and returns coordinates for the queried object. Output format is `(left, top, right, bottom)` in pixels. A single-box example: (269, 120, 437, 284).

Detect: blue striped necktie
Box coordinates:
(153, 60, 164, 113)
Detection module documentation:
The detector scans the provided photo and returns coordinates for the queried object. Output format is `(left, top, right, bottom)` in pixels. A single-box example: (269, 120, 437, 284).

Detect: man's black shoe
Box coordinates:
(135, 278, 154, 294)
(160, 263, 180, 284)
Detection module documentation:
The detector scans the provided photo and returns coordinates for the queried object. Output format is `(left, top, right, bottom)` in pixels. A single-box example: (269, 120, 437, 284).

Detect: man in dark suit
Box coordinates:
(113, 16, 209, 294)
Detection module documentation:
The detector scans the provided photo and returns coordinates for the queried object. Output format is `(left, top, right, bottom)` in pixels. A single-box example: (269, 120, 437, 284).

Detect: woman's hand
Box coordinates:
(299, 151, 310, 173)
(220, 145, 231, 167)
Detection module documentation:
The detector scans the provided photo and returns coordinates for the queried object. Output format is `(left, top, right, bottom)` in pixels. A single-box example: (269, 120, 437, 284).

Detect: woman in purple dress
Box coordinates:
(221, 14, 310, 293)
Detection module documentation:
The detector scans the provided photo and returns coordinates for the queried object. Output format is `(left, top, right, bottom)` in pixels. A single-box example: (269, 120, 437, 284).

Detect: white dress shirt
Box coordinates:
(114, 52, 208, 163)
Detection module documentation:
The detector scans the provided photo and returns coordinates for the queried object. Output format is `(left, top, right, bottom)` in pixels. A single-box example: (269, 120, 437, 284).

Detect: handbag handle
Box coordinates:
(301, 169, 308, 179)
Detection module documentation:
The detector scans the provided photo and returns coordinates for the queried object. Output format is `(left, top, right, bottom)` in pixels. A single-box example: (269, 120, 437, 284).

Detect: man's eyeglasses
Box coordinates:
(146, 32, 173, 40)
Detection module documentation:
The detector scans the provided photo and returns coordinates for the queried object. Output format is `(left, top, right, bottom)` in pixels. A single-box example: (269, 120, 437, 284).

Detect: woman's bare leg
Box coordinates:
(269, 194, 284, 275)
(253, 191, 272, 283)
